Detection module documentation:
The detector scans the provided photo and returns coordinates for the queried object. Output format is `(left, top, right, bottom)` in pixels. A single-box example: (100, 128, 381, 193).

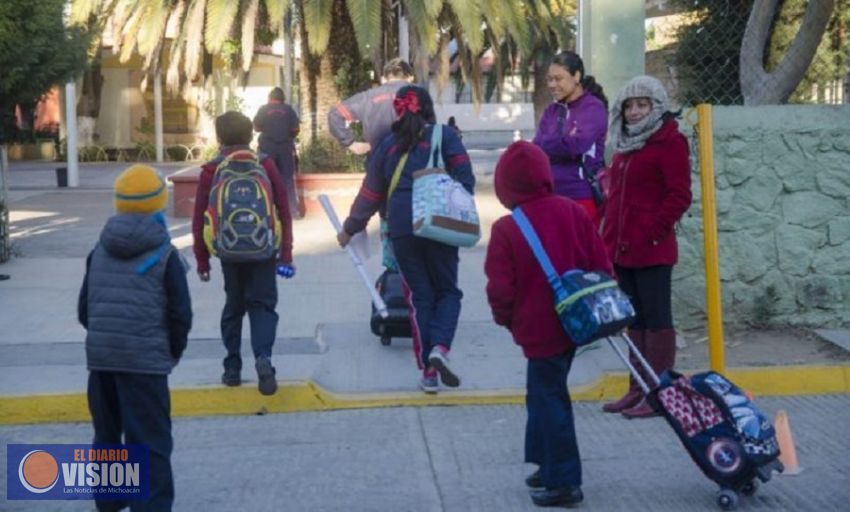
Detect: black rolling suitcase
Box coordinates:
(606, 333, 784, 511)
(370, 269, 412, 346)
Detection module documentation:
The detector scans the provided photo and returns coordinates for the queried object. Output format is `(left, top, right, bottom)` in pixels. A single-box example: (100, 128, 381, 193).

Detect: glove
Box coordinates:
(276, 263, 296, 279)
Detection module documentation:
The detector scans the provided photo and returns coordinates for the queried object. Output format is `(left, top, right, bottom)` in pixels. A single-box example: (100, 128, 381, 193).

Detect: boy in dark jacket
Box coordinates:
(484, 141, 612, 508)
(192, 111, 294, 395)
(78, 164, 192, 512)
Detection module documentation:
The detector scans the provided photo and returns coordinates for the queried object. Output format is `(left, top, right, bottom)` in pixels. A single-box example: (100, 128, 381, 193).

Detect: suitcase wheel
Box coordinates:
(716, 489, 738, 510)
(740, 480, 758, 497)
(380, 335, 392, 346)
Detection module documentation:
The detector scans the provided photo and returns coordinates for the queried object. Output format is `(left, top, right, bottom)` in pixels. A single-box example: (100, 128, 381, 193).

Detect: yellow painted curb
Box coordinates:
(1, 366, 848, 425)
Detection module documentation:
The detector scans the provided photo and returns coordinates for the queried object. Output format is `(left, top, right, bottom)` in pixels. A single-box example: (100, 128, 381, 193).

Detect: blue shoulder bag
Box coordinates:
(512, 207, 635, 345)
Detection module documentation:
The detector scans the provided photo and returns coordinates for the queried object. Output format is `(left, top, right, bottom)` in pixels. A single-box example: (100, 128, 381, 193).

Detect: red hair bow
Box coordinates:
(393, 91, 421, 116)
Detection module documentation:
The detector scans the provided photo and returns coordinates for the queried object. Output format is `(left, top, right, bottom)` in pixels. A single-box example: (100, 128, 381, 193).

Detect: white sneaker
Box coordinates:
(428, 348, 460, 388)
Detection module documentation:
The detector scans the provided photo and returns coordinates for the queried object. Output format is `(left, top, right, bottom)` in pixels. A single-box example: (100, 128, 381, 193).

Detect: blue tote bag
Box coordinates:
(512, 207, 635, 345)
(411, 124, 481, 247)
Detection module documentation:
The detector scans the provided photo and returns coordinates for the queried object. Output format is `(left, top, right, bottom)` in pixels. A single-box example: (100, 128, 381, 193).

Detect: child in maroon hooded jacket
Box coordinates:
(485, 141, 612, 509)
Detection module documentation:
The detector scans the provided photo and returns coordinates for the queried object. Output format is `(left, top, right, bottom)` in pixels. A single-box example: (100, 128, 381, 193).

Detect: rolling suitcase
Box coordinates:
(606, 333, 784, 510)
(370, 269, 412, 346)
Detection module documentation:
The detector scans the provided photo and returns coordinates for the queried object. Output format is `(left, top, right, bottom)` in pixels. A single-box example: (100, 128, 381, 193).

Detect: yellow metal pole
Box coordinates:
(696, 103, 725, 373)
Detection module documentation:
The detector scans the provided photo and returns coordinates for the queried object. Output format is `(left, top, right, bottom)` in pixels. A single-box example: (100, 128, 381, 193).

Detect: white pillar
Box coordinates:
(154, 71, 164, 163)
(64, 81, 79, 188)
(399, 16, 409, 62)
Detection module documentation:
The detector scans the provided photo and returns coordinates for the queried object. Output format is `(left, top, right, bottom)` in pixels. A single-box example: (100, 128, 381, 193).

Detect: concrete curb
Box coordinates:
(2, 365, 849, 425)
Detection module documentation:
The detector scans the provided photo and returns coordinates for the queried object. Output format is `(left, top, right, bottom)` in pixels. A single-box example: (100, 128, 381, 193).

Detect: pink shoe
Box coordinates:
(419, 369, 439, 394)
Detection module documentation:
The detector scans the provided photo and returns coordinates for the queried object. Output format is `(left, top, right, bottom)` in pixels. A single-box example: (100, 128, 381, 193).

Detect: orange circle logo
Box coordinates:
(18, 450, 59, 493)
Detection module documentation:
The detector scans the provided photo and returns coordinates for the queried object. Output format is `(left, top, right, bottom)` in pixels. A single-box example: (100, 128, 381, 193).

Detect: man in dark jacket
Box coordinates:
(254, 87, 300, 218)
(485, 141, 612, 508)
(327, 58, 413, 155)
(78, 164, 192, 512)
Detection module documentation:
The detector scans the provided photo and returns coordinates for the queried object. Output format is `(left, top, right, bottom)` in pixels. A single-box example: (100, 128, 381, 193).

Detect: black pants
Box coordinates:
(261, 142, 298, 218)
(220, 259, 278, 372)
(87, 371, 173, 512)
(525, 350, 582, 489)
(614, 264, 674, 330)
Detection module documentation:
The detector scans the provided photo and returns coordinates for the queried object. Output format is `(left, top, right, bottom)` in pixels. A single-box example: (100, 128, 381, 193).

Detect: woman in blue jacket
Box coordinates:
(338, 86, 475, 394)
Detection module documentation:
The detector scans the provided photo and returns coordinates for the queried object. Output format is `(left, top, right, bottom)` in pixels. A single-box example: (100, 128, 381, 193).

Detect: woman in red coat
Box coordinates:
(485, 141, 612, 507)
(601, 75, 692, 418)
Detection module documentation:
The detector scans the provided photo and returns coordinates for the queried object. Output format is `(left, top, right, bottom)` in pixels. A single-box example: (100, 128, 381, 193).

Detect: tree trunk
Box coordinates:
(409, 24, 431, 88)
(740, 0, 835, 105)
(76, 59, 104, 146)
(532, 60, 551, 126)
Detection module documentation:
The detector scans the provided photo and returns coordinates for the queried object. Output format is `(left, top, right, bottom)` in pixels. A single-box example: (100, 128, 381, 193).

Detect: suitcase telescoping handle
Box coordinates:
(605, 333, 661, 394)
(319, 194, 389, 319)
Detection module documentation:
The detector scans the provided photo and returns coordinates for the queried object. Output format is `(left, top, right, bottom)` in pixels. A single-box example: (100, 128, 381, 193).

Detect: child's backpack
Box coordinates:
(512, 206, 635, 345)
(203, 150, 281, 262)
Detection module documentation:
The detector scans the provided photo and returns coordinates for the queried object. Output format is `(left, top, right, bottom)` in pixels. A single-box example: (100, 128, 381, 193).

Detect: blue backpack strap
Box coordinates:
(511, 207, 562, 292)
(430, 124, 444, 168)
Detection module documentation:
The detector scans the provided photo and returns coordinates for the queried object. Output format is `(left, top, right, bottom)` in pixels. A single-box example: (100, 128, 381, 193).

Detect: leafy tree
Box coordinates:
(0, 0, 90, 141)
(741, 0, 836, 104)
(763, 0, 849, 103)
(671, 0, 846, 105)
(297, 0, 575, 136)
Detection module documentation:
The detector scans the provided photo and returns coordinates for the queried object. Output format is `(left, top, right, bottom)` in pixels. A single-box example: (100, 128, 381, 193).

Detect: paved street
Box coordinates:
(3, 396, 850, 511)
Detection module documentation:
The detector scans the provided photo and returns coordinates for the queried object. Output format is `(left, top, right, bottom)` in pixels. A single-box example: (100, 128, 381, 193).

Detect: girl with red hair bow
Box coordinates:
(338, 86, 475, 394)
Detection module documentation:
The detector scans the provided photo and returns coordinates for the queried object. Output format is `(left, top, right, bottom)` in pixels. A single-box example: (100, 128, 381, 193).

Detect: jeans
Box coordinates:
(392, 235, 462, 369)
(525, 350, 582, 489)
(87, 371, 173, 512)
(220, 259, 278, 371)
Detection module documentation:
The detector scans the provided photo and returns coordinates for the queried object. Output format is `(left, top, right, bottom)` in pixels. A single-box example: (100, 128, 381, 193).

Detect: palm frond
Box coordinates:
(434, 31, 451, 103)
(402, 0, 439, 54)
(136, 1, 171, 60)
(118, 6, 144, 63)
(500, 0, 531, 58)
(346, 0, 382, 57)
(184, 0, 207, 79)
(302, 0, 334, 55)
(481, 0, 505, 43)
(447, 0, 484, 54)
(166, 0, 190, 94)
(263, 0, 291, 34)
(69, 0, 103, 25)
(109, 0, 136, 50)
(205, 0, 239, 54)
(241, 0, 260, 72)
(421, 0, 443, 19)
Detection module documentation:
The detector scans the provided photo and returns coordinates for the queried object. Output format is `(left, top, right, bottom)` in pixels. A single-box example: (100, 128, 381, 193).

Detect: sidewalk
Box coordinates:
(1, 158, 849, 425)
(2, 397, 850, 511)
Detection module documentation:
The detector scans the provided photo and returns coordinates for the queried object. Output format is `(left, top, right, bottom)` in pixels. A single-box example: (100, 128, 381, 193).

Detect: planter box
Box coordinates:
(7, 142, 55, 161)
(167, 167, 201, 218)
(296, 172, 364, 218)
(166, 168, 365, 220)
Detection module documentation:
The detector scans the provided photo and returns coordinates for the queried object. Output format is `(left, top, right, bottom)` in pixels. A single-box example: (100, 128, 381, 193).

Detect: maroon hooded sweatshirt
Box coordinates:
(485, 141, 613, 359)
(601, 119, 692, 268)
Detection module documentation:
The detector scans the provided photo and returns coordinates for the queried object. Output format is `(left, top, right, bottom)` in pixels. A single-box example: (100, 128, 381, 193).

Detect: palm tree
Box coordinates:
(71, 0, 290, 94)
(297, 0, 576, 137)
(71, 0, 575, 139)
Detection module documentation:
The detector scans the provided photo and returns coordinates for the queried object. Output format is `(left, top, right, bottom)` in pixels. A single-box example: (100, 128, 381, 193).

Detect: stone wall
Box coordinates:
(673, 105, 850, 330)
